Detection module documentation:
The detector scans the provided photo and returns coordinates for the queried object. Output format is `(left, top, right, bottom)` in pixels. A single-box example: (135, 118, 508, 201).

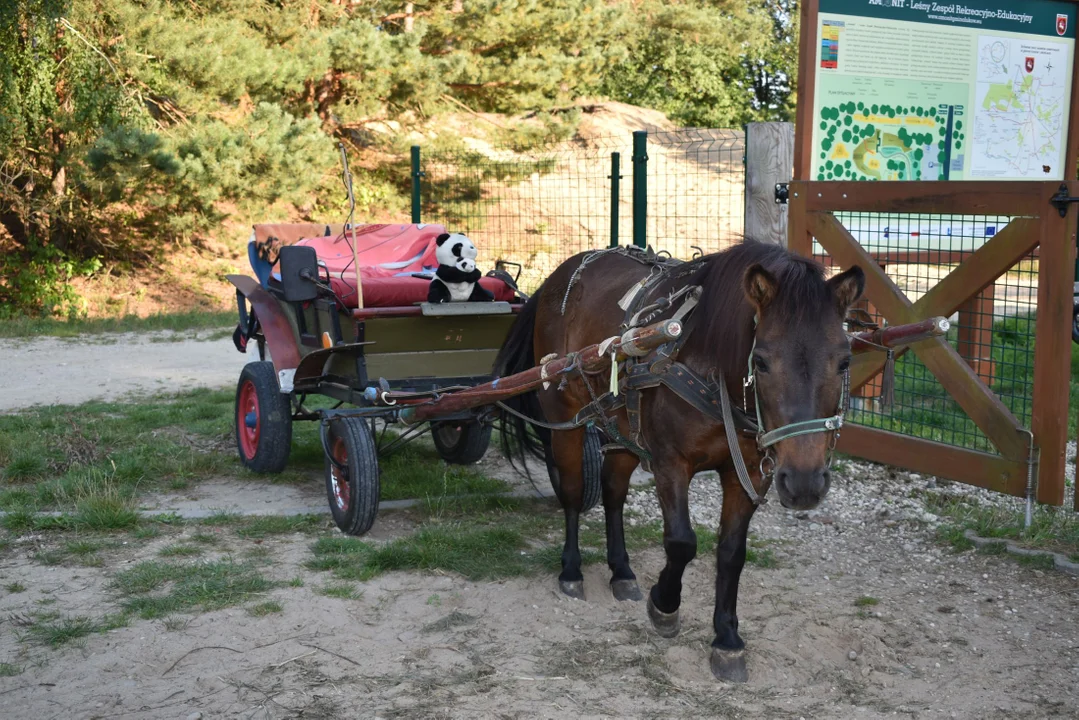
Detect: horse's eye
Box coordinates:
(753, 355, 769, 373)
(838, 358, 850, 374)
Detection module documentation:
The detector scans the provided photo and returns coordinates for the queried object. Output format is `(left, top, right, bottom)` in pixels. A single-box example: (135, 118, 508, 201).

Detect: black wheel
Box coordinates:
(546, 426, 603, 514)
(431, 420, 492, 465)
(235, 361, 292, 473)
(581, 426, 603, 513)
(324, 417, 381, 536)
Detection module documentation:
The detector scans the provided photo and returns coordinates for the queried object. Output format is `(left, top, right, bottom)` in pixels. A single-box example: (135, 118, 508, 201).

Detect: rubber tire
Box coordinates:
(324, 417, 381, 536)
(580, 426, 603, 513)
(547, 426, 603, 514)
(431, 420, 493, 465)
(234, 361, 292, 473)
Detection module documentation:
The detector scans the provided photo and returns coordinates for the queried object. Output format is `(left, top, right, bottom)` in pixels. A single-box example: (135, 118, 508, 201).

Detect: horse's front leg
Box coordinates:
(647, 457, 696, 638)
(549, 428, 588, 600)
(710, 467, 761, 683)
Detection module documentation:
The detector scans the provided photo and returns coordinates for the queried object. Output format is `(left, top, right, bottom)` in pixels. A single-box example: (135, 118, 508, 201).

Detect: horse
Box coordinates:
(492, 239, 865, 682)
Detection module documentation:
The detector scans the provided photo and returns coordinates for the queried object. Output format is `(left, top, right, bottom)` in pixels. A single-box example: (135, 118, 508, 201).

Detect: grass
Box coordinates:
(316, 582, 363, 600)
(0, 389, 237, 515)
(6, 582, 26, 593)
(848, 314, 1079, 452)
(111, 559, 275, 619)
(0, 663, 22, 677)
(0, 310, 235, 339)
(16, 611, 128, 648)
(235, 515, 326, 539)
(308, 500, 780, 585)
(0, 389, 512, 520)
(930, 493, 1079, 564)
(248, 600, 284, 616)
(854, 596, 879, 607)
(159, 544, 203, 557)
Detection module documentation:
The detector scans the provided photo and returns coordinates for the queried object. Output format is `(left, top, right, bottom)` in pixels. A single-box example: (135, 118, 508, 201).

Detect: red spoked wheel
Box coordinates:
(237, 379, 261, 461)
(329, 436, 350, 512)
(323, 417, 380, 536)
(234, 361, 292, 473)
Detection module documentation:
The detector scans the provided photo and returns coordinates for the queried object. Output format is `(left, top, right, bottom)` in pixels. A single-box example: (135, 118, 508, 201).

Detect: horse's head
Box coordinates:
(743, 261, 864, 510)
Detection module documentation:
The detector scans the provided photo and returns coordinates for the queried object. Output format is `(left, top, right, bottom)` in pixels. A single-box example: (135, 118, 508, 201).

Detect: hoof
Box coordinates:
(610, 578, 643, 602)
(646, 595, 680, 638)
(710, 647, 748, 683)
(559, 579, 585, 600)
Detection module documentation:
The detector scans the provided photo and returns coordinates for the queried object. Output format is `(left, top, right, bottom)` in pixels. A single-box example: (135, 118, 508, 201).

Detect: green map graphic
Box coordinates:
(816, 103, 966, 182)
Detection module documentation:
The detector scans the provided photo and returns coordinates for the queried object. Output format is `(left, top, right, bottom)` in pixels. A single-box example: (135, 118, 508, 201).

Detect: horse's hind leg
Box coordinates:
(601, 451, 643, 602)
(647, 459, 696, 638)
(709, 468, 760, 683)
(548, 428, 588, 600)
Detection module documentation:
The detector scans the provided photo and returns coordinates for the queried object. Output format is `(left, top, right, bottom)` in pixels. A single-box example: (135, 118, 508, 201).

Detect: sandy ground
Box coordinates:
(1, 488, 1078, 720)
(3, 333, 1079, 718)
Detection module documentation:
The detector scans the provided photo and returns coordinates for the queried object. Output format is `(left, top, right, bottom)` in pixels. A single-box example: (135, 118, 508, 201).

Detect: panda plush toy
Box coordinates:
(427, 232, 494, 303)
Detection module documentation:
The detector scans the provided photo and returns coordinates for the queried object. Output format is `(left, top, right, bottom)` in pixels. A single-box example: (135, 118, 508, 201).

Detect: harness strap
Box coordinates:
(759, 416, 843, 448)
(718, 375, 768, 506)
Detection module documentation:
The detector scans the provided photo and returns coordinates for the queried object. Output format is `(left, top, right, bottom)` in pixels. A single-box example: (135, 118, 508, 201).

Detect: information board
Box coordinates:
(810, 0, 1077, 182)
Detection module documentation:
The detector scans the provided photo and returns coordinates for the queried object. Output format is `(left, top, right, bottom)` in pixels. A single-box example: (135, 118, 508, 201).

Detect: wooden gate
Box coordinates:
(790, 0, 1079, 508)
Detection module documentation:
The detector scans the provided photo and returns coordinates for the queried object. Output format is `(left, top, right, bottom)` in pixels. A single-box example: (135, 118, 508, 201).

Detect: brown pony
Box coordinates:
(493, 239, 864, 682)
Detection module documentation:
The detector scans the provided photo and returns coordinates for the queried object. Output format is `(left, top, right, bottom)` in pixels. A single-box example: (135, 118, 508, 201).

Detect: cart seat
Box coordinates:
(260, 222, 516, 308)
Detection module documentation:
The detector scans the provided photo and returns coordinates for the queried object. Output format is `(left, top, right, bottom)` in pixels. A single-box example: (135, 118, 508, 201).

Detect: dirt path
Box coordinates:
(1, 491, 1078, 719)
(0, 331, 255, 412)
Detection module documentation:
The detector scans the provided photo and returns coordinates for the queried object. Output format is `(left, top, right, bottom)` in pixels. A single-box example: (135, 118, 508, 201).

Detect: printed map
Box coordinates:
(971, 35, 1068, 178)
(815, 103, 964, 182)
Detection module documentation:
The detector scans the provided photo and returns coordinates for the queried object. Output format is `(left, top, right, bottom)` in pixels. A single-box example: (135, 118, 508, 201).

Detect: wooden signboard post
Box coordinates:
(789, 0, 1079, 508)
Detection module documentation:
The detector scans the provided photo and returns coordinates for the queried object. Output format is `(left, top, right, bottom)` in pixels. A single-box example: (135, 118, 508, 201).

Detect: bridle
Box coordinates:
(717, 315, 851, 506)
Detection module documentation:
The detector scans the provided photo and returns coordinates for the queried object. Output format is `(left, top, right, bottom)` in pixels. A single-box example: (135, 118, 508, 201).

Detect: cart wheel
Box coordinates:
(546, 426, 603, 514)
(431, 420, 493, 465)
(324, 417, 381, 536)
(235, 361, 292, 473)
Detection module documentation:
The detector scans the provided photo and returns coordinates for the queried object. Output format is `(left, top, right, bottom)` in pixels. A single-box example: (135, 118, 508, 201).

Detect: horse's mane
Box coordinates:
(684, 239, 831, 379)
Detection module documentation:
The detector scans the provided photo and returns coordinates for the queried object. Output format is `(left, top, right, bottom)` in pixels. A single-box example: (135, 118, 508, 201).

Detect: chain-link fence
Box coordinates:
(415, 129, 746, 292)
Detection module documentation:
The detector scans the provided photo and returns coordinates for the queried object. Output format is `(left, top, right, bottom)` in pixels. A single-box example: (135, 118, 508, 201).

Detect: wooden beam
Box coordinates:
(1032, 183, 1077, 506)
(808, 213, 915, 323)
(910, 218, 1037, 318)
(809, 213, 1028, 461)
(744, 122, 794, 246)
(792, 0, 820, 181)
(836, 425, 1028, 498)
(787, 170, 812, 257)
(791, 181, 1047, 217)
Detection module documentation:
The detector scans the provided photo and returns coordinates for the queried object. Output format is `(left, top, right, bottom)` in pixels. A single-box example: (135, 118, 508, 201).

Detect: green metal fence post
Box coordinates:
(609, 152, 621, 248)
(632, 131, 647, 248)
(410, 145, 422, 224)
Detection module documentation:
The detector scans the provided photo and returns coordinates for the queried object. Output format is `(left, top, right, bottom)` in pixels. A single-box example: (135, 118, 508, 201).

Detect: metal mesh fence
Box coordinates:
(815, 213, 1037, 452)
(416, 129, 746, 291)
(647, 130, 746, 258)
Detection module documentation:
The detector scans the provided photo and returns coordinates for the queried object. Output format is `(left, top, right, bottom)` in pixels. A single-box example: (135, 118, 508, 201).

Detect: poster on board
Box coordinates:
(810, 0, 1077, 182)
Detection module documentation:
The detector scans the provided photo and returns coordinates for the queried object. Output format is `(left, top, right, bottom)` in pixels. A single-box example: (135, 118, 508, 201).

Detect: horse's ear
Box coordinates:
(743, 264, 778, 312)
(436, 233, 450, 246)
(827, 265, 866, 316)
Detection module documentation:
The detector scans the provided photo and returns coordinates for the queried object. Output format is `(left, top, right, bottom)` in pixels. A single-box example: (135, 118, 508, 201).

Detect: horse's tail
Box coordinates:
(492, 283, 549, 473)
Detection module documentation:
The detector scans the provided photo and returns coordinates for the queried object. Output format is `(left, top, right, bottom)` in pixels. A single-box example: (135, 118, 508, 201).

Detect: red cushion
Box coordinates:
(328, 274, 515, 308)
(266, 223, 515, 308)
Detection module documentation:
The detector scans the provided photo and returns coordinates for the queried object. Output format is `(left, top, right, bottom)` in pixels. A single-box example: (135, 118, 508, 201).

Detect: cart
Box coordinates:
(226, 219, 951, 537)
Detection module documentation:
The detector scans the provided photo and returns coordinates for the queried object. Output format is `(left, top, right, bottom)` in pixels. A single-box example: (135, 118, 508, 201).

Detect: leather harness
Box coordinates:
(521, 246, 849, 505)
